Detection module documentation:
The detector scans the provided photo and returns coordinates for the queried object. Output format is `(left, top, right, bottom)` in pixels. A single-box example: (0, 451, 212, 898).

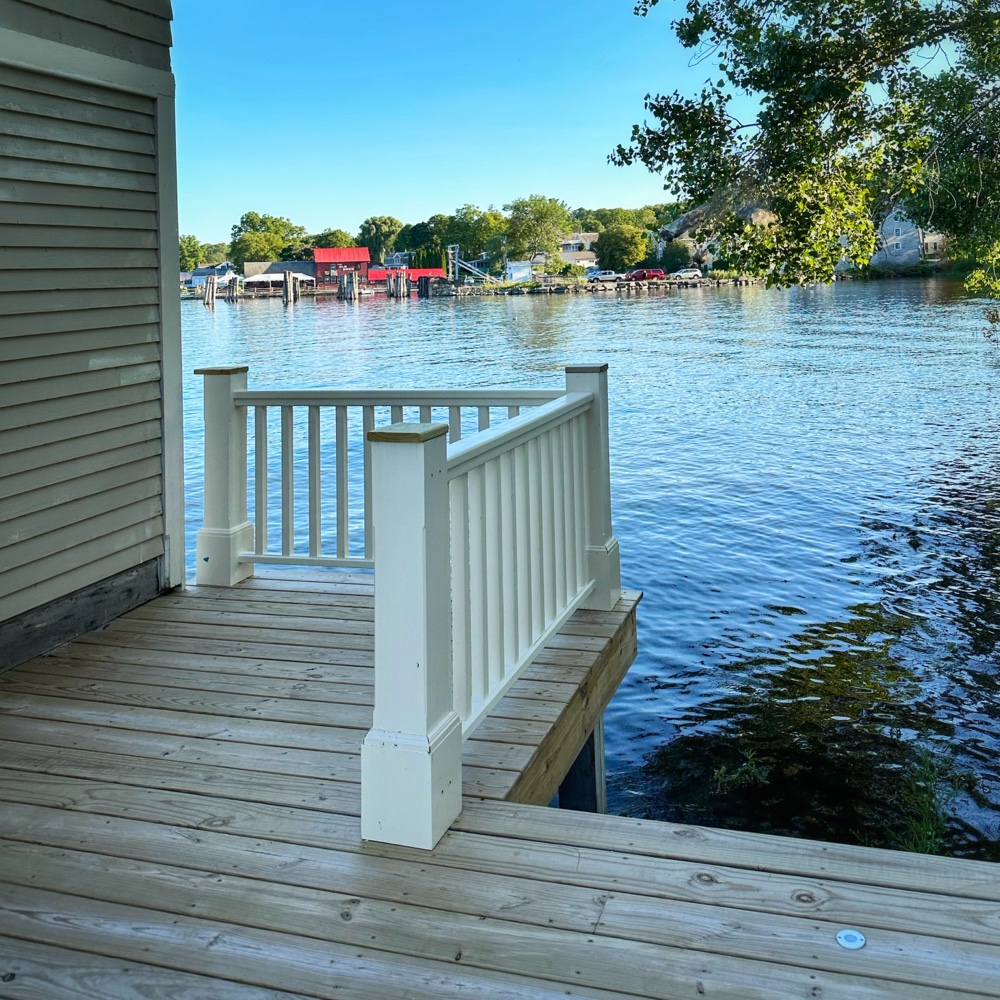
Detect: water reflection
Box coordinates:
(619, 446, 1000, 860)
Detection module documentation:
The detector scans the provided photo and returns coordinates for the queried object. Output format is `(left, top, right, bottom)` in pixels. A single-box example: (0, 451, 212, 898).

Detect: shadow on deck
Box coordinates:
(0, 572, 996, 999)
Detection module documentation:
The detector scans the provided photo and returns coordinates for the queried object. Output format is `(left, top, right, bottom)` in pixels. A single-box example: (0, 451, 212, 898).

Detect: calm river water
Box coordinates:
(181, 280, 1000, 860)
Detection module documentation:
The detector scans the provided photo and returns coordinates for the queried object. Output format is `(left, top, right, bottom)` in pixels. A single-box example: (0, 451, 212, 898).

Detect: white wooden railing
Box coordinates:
(194, 365, 620, 849)
(193, 368, 563, 581)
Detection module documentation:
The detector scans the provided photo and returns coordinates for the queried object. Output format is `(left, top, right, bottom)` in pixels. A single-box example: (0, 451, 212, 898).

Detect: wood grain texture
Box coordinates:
(1, 575, 991, 998)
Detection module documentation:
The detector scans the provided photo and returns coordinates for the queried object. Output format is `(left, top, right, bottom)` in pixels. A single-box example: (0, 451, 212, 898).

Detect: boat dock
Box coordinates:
(0, 571, 997, 999)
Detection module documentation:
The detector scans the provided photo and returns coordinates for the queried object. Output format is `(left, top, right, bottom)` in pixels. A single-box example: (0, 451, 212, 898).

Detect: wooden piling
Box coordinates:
(203, 274, 216, 308)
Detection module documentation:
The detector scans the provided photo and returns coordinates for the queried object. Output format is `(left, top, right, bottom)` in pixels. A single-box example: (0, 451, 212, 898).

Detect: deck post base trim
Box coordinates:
(195, 524, 254, 587)
(361, 711, 463, 849)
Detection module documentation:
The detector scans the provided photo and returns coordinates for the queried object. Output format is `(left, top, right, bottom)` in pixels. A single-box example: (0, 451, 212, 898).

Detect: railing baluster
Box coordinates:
(450, 475, 471, 721)
(336, 405, 349, 558)
(308, 406, 321, 557)
(281, 405, 294, 556)
(540, 428, 556, 625)
(255, 405, 268, 555)
(561, 419, 576, 594)
(391, 404, 403, 423)
(363, 405, 374, 559)
(528, 436, 543, 637)
(500, 450, 518, 671)
(485, 458, 504, 686)
(572, 413, 587, 589)
(551, 424, 567, 611)
(468, 464, 488, 707)
(420, 405, 432, 422)
(514, 442, 531, 656)
(478, 405, 490, 431)
(449, 405, 462, 442)
(508, 405, 520, 419)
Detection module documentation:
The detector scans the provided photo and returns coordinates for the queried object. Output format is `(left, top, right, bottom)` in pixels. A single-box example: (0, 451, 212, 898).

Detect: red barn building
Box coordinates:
(314, 246, 371, 285)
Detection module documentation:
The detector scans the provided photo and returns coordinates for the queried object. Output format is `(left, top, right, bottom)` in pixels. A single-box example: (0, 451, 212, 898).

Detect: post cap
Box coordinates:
(565, 364, 609, 374)
(194, 366, 249, 375)
(367, 422, 449, 443)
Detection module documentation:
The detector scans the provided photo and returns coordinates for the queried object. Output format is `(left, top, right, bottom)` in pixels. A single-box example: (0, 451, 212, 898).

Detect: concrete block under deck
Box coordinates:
(0, 572, 996, 998)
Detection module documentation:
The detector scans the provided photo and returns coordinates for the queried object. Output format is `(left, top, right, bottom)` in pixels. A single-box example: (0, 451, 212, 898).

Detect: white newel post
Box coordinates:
(565, 364, 621, 611)
(361, 422, 463, 849)
(194, 366, 254, 586)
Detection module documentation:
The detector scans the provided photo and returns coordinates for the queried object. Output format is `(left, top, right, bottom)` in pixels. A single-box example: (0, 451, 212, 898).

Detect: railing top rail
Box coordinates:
(232, 388, 565, 407)
(446, 391, 593, 481)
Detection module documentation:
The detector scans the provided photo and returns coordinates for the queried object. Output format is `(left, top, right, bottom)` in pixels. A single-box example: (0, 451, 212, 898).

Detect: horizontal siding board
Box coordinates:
(0, 1, 170, 70)
(2, 134, 157, 175)
(112, 0, 172, 16)
(2, 491, 163, 570)
(3, 323, 160, 361)
(0, 454, 162, 522)
(23, 0, 173, 45)
(0, 87, 154, 136)
(0, 381, 161, 433)
(0, 268, 158, 293)
(0, 432, 160, 494)
(0, 305, 160, 338)
(0, 223, 157, 248)
(0, 102, 154, 152)
(0, 152, 158, 191)
(0, 202, 157, 231)
(0, 537, 164, 624)
(0, 361, 162, 410)
(0, 178, 157, 212)
(0, 247, 159, 269)
(1, 335, 160, 379)
(0, 400, 162, 456)
(0, 64, 154, 115)
(0, 287, 160, 316)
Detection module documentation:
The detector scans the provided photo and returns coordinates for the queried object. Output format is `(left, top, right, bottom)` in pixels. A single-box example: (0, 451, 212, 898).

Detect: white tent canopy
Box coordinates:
(243, 271, 316, 285)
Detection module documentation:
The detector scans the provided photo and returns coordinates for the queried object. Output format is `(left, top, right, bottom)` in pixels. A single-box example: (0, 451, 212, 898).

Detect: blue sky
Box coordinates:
(172, 0, 706, 242)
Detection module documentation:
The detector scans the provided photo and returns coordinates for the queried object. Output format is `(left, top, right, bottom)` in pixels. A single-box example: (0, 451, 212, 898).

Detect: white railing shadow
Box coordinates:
(194, 365, 620, 849)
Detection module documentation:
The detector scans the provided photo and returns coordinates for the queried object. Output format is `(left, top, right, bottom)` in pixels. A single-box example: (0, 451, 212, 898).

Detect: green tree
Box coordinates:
(178, 234, 201, 271)
(312, 228, 356, 248)
(445, 204, 507, 259)
(229, 212, 306, 268)
(594, 223, 649, 272)
(614, 0, 1000, 291)
(200, 242, 229, 265)
(659, 240, 692, 272)
(504, 195, 571, 261)
(357, 215, 404, 262)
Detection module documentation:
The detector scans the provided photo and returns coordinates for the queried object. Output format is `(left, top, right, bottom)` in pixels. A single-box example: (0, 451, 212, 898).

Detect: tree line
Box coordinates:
(178, 196, 694, 276)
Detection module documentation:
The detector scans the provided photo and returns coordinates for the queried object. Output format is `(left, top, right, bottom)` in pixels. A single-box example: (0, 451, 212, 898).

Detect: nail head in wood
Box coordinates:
(367, 422, 449, 443)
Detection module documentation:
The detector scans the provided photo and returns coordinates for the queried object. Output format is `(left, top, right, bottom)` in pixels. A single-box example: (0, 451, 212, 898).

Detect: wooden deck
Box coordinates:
(0, 573, 997, 999)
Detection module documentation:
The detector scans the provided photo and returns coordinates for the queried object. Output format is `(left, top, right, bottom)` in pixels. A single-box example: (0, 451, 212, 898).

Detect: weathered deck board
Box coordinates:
(0, 573, 996, 999)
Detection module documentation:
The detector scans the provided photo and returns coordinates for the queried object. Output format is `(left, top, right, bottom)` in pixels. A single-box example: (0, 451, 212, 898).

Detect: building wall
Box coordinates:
(0, 0, 182, 665)
(871, 211, 924, 267)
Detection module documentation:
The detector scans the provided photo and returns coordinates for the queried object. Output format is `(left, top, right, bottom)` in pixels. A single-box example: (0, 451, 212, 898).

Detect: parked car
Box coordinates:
(588, 270, 627, 282)
(629, 268, 665, 281)
(670, 268, 703, 280)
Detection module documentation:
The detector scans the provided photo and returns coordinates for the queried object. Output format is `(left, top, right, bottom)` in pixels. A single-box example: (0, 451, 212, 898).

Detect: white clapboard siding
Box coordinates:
(0, 58, 165, 625)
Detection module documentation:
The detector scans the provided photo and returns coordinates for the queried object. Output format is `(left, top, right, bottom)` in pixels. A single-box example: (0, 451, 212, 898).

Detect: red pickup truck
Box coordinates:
(629, 268, 665, 281)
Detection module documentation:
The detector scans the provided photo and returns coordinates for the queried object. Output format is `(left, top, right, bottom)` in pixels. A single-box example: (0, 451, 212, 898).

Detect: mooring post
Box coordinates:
(194, 366, 254, 587)
(361, 422, 463, 849)
(564, 364, 621, 611)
